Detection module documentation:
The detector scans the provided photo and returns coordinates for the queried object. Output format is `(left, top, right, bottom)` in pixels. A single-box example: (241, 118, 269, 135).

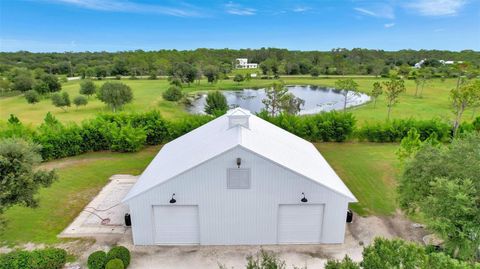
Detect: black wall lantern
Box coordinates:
(346, 209, 353, 223)
(169, 193, 176, 204)
(236, 157, 242, 168)
(301, 192, 308, 203)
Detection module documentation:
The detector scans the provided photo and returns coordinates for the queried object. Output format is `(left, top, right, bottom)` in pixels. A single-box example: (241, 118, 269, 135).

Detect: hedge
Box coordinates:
(0, 248, 67, 269)
(0, 110, 197, 161)
(258, 111, 356, 142)
(356, 118, 452, 142)
(1, 111, 478, 162)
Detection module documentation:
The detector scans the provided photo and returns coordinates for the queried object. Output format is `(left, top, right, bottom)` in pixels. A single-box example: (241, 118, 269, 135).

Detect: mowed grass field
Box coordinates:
(0, 77, 467, 126)
(0, 142, 398, 245)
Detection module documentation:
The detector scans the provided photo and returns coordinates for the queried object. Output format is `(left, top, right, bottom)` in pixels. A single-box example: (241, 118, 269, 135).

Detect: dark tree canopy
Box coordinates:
(0, 139, 57, 226)
(398, 133, 480, 261)
(24, 90, 40, 104)
(33, 80, 50, 94)
(1, 49, 478, 80)
(169, 62, 197, 84)
(51, 92, 71, 111)
(11, 74, 34, 92)
(39, 74, 61, 93)
(80, 79, 97, 97)
(73, 95, 88, 107)
(203, 65, 219, 83)
(97, 82, 133, 112)
(233, 74, 244, 84)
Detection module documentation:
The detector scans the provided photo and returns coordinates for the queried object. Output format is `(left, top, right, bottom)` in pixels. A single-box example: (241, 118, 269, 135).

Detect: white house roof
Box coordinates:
(123, 108, 357, 202)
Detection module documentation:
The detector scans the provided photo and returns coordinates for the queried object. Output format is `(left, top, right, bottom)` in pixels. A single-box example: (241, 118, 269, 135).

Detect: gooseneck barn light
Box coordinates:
(169, 193, 176, 204)
(301, 192, 308, 203)
(236, 157, 242, 168)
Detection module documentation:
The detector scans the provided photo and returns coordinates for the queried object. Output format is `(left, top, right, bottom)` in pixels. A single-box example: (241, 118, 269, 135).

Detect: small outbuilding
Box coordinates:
(122, 108, 357, 245)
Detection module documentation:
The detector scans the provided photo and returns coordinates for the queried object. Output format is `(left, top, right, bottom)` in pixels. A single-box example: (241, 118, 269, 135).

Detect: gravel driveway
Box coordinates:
(67, 211, 425, 269)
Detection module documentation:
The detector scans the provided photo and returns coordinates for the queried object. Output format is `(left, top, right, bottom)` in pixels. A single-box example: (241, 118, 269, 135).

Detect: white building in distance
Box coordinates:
(123, 108, 356, 246)
(236, 58, 258, 69)
(414, 59, 464, 68)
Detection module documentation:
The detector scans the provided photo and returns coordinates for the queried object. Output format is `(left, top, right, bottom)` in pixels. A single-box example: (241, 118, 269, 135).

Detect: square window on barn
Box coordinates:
(227, 168, 251, 189)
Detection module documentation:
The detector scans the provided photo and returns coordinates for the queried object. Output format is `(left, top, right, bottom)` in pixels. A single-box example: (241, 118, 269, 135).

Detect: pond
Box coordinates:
(186, 85, 370, 115)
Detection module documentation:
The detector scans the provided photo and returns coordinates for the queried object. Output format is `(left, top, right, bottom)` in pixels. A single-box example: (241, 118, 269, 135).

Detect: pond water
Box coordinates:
(186, 85, 370, 115)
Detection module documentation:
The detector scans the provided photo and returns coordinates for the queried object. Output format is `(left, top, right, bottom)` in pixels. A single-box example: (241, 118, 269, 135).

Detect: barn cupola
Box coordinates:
(227, 108, 251, 129)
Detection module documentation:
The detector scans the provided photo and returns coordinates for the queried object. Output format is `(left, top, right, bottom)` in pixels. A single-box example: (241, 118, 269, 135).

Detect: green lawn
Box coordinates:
(0, 142, 399, 245)
(316, 142, 399, 216)
(0, 77, 468, 126)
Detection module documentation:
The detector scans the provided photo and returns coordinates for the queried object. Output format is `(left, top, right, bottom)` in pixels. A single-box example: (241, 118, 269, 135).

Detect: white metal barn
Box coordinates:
(122, 108, 357, 245)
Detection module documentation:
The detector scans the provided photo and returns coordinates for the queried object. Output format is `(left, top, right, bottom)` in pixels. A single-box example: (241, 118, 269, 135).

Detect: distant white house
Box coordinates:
(414, 59, 426, 68)
(439, 60, 463, 65)
(123, 108, 356, 245)
(236, 58, 258, 69)
(414, 59, 464, 68)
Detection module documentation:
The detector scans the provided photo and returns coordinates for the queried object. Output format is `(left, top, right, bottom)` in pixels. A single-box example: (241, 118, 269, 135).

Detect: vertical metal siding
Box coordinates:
(127, 146, 351, 245)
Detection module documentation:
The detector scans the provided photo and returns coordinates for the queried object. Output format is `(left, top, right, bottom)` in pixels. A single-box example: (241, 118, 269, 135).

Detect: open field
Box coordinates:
(0, 142, 398, 245)
(0, 77, 468, 126)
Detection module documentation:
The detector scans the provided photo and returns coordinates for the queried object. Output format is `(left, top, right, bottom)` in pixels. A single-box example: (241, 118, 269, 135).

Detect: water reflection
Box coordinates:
(186, 85, 370, 115)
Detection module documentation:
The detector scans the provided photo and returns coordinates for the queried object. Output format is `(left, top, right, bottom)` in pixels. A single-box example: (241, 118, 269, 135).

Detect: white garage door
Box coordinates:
(153, 205, 199, 245)
(277, 204, 324, 244)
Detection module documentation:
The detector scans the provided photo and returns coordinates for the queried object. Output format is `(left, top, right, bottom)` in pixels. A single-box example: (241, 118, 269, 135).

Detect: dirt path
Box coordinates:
(38, 157, 115, 170)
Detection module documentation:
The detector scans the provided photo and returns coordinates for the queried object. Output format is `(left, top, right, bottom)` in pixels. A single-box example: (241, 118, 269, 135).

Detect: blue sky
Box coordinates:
(0, 0, 479, 52)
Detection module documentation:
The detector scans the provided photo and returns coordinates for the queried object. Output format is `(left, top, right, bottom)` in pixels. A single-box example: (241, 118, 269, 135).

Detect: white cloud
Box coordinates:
(225, 2, 256, 16)
(354, 7, 376, 16)
(292, 6, 310, 13)
(404, 0, 467, 16)
(354, 4, 395, 19)
(41, 0, 203, 17)
(384, 23, 395, 28)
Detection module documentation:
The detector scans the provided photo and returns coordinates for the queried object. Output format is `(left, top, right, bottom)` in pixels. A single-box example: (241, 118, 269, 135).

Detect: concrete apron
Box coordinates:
(58, 174, 138, 238)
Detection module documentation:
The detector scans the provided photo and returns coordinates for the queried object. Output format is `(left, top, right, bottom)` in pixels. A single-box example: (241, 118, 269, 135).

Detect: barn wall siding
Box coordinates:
(127, 146, 350, 245)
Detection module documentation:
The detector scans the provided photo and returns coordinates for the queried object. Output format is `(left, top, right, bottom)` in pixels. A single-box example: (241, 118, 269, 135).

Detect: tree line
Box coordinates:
(0, 48, 479, 79)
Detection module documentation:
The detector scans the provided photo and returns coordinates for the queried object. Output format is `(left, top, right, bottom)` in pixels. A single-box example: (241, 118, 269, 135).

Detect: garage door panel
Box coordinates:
(153, 205, 199, 245)
(277, 204, 324, 244)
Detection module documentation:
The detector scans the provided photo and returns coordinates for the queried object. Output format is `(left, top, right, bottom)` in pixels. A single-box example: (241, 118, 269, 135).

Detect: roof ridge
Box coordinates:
(238, 125, 243, 145)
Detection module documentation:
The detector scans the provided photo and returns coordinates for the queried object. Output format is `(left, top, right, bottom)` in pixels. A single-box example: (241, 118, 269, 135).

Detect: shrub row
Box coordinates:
(1, 110, 478, 161)
(87, 246, 130, 269)
(0, 112, 212, 161)
(0, 110, 356, 160)
(258, 111, 356, 142)
(0, 248, 67, 269)
(356, 118, 453, 142)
